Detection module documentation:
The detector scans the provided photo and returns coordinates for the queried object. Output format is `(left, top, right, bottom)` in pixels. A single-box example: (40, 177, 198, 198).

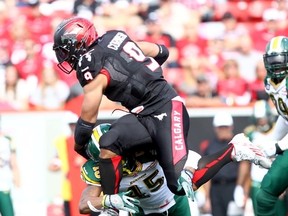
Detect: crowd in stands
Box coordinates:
(0, 0, 287, 111)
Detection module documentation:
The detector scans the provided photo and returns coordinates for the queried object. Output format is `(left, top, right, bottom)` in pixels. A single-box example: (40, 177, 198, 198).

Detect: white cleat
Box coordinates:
(229, 133, 272, 169)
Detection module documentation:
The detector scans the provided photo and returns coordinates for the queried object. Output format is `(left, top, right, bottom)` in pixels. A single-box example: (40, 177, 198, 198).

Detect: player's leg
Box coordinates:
(99, 114, 152, 194)
(255, 150, 288, 216)
(192, 133, 271, 189)
(139, 99, 190, 195)
(0, 191, 14, 216)
(192, 143, 235, 188)
(250, 183, 286, 216)
(168, 195, 191, 216)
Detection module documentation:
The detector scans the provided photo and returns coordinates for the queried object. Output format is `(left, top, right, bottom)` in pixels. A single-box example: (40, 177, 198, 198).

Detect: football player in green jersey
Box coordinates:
(254, 35, 288, 216)
(79, 123, 195, 216)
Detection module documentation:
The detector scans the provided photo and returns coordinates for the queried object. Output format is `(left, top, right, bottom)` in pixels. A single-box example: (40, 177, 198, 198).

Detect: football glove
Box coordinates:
(178, 169, 195, 202)
(102, 191, 140, 214)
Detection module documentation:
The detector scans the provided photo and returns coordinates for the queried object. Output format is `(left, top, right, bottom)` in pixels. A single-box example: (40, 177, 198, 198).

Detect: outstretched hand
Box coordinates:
(103, 191, 140, 213)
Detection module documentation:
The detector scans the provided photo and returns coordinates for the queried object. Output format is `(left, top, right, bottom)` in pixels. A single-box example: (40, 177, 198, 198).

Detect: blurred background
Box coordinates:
(0, 0, 287, 215)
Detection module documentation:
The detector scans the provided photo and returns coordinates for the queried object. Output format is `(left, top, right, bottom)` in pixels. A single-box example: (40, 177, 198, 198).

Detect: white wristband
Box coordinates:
(87, 201, 102, 212)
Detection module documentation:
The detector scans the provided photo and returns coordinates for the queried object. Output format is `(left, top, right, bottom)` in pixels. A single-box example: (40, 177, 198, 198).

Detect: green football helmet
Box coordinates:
(263, 36, 288, 83)
(80, 159, 100, 185)
(86, 123, 111, 161)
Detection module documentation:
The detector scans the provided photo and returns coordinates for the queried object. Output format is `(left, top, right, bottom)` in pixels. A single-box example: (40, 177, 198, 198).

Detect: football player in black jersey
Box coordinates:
(52, 17, 271, 210)
(52, 16, 193, 197)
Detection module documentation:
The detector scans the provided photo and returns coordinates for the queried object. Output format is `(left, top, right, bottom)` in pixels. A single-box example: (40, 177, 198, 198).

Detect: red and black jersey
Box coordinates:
(76, 30, 178, 115)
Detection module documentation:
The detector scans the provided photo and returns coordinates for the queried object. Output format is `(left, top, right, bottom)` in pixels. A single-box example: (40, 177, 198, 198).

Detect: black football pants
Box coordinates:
(99, 99, 190, 195)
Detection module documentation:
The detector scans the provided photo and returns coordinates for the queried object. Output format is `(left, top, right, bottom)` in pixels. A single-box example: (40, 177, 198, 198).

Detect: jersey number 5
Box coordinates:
(127, 169, 164, 198)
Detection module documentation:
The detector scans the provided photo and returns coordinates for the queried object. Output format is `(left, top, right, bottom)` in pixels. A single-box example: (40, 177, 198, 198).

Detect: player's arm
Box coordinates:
(79, 185, 103, 214)
(234, 161, 250, 208)
(74, 74, 108, 158)
(80, 160, 140, 214)
(136, 41, 169, 65)
(81, 73, 108, 122)
(261, 115, 288, 156)
(79, 186, 139, 214)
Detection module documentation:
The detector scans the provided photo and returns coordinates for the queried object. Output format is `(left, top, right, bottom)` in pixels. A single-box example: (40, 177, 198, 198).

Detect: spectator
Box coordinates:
(248, 60, 269, 102)
(29, 65, 70, 110)
(225, 34, 262, 83)
(136, 0, 160, 21)
(250, 6, 287, 52)
(0, 1, 12, 51)
(21, 0, 53, 44)
(202, 36, 226, 83)
(92, 0, 141, 32)
(0, 44, 11, 83)
(72, 0, 100, 19)
(263, 0, 288, 31)
(177, 31, 224, 95)
(173, 0, 215, 22)
(217, 59, 251, 106)
(0, 63, 30, 110)
(0, 131, 20, 216)
(200, 112, 243, 216)
(13, 38, 44, 86)
(9, 18, 32, 65)
(142, 12, 179, 68)
(219, 12, 249, 52)
(176, 15, 207, 69)
(0, 44, 10, 68)
(156, 0, 194, 40)
(176, 56, 206, 97)
(185, 74, 225, 108)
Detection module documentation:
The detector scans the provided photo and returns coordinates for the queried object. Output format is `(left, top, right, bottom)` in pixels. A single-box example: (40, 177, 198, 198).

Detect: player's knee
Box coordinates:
(100, 130, 121, 155)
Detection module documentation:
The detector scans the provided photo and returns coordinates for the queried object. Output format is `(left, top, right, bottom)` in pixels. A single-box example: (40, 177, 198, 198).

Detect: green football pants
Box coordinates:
(250, 181, 286, 216)
(0, 190, 14, 216)
(255, 150, 288, 216)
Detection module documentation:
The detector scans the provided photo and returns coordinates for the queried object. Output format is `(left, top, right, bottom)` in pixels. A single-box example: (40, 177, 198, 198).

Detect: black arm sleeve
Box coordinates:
(154, 44, 169, 65)
(74, 118, 96, 159)
(74, 118, 95, 146)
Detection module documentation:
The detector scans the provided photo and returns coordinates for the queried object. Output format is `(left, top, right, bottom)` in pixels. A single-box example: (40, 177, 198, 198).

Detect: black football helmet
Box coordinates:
(263, 36, 288, 84)
(53, 17, 98, 74)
